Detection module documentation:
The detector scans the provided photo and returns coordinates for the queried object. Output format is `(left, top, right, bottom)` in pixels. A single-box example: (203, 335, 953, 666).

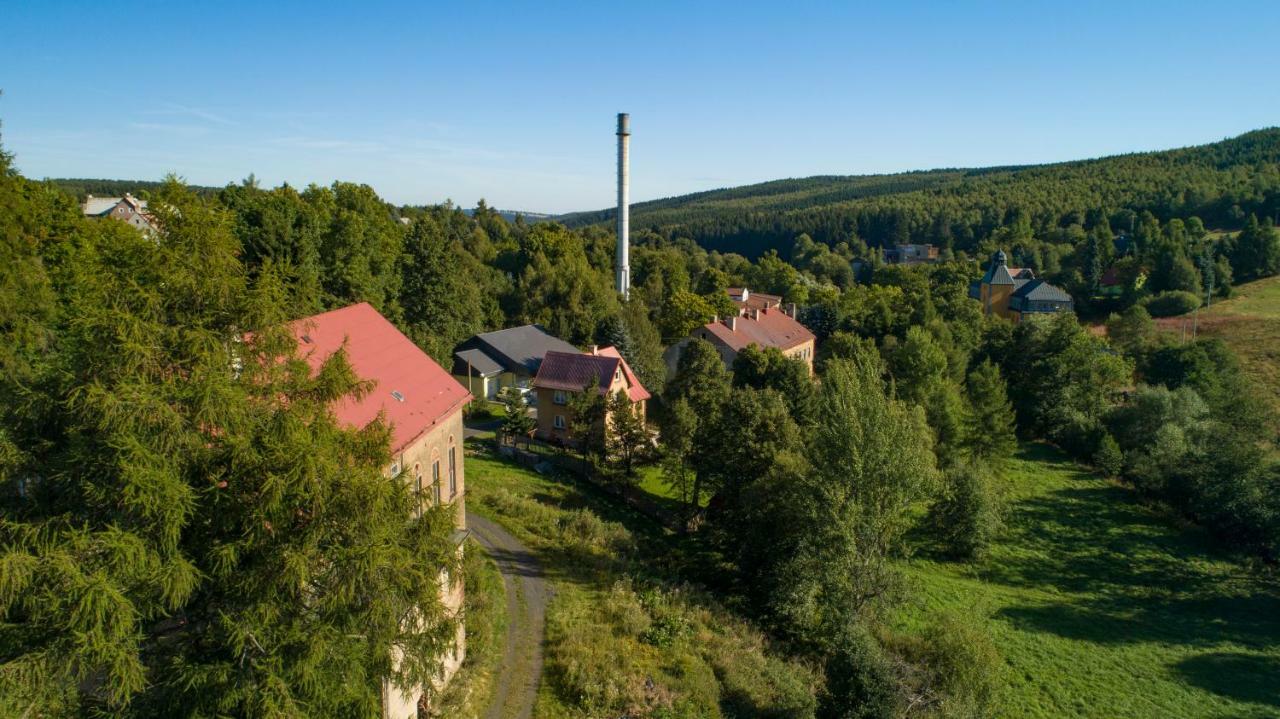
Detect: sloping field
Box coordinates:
(1155, 275, 1280, 415)
(899, 445, 1280, 718)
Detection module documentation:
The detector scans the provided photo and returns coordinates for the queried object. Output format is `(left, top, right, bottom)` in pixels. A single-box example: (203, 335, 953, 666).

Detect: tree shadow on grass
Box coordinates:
(997, 590, 1280, 649)
(974, 445, 1280, 651)
(1173, 652, 1280, 710)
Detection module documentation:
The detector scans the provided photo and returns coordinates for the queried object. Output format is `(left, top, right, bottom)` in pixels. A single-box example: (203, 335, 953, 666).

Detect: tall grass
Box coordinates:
(468, 454, 818, 718)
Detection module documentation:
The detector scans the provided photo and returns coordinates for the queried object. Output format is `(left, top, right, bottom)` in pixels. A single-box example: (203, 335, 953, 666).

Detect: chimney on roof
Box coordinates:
(590, 344, 599, 355)
(750, 308, 760, 321)
(741, 288, 749, 301)
(786, 302, 798, 317)
(726, 315, 737, 331)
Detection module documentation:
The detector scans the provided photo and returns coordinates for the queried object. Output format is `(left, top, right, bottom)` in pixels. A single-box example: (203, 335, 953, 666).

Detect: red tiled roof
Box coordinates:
(726, 287, 783, 311)
(289, 303, 470, 453)
(532, 348, 650, 402)
(595, 347, 651, 401)
(700, 308, 815, 352)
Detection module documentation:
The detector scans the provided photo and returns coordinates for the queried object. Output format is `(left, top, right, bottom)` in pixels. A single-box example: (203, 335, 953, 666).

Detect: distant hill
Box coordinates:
(463, 207, 554, 223)
(47, 178, 221, 200)
(561, 129, 1280, 258)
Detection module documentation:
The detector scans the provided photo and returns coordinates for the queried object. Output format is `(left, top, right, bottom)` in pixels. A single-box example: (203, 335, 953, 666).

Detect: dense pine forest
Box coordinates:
(4, 122, 1280, 718)
(565, 128, 1280, 260)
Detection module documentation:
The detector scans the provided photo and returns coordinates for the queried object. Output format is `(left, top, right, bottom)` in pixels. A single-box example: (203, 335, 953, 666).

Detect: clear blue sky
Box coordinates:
(4, 1, 1279, 213)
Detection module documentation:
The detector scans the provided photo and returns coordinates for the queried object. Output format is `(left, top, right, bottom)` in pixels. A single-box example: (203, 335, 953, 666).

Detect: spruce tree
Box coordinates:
(962, 360, 1018, 467)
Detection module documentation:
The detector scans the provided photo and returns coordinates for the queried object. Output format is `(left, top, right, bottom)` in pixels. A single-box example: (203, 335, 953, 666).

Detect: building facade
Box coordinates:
(82, 193, 158, 233)
(969, 249, 1074, 322)
(451, 324, 579, 401)
(882, 243, 940, 265)
(289, 302, 470, 719)
(531, 346, 649, 444)
(665, 289, 816, 377)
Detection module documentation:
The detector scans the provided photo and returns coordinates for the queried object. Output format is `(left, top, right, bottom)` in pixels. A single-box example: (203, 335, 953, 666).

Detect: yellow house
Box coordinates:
(970, 249, 1074, 323)
(531, 346, 650, 445)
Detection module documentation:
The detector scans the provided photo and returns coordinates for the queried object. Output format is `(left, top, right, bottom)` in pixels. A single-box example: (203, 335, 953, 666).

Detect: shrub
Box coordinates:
(1141, 290, 1201, 317)
(818, 625, 899, 719)
(1093, 433, 1123, 477)
(929, 464, 1003, 560)
(914, 614, 1006, 719)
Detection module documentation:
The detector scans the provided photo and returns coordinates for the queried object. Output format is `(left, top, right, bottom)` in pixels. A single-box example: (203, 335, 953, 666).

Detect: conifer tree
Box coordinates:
(605, 390, 649, 487)
(500, 386, 536, 444)
(962, 360, 1018, 467)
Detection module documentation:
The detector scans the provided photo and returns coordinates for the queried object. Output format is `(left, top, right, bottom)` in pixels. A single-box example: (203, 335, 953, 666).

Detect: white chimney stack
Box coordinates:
(616, 113, 631, 300)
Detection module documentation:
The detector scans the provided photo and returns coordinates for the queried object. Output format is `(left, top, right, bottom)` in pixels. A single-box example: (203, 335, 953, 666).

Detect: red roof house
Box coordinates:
(289, 302, 471, 453)
(530, 346, 649, 442)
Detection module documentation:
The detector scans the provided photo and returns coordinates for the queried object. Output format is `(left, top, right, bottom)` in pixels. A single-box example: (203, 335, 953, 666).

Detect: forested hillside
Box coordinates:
(49, 177, 221, 199)
(564, 129, 1280, 259)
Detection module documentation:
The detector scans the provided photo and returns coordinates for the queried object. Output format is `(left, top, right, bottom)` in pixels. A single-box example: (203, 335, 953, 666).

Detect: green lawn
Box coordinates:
(898, 444, 1280, 719)
(465, 452, 817, 718)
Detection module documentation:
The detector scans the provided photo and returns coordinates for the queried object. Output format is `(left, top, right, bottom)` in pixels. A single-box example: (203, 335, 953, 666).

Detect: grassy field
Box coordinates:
(1155, 275, 1280, 415)
(466, 452, 817, 718)
(898, 444, 1280, 719)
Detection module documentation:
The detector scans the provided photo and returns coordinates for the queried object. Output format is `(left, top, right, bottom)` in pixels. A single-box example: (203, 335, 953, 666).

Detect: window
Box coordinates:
(615, 369, 623, 382)
(553, 390, 568, 405)
(432, 460, 441, 504)
(448, 443, 457, 497)
(553, 414, 566, 430)
(389, 459, 403, 478)
(413, 462, 423, 498)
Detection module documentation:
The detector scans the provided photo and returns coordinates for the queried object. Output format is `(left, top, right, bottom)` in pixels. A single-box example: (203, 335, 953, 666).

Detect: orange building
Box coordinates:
(531, 346, 649, 444)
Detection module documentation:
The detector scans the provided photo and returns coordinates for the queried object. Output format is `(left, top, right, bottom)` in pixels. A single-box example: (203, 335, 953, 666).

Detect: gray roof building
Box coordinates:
(451, 325, 579, 379)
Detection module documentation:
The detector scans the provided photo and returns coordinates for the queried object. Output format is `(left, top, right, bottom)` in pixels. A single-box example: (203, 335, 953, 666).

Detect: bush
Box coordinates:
(913, 614, 1006, 719)
(929, 464, 1003, 560)
(1093, 433, 1123, 477)
(1141, 290, 1201, 317)
(818, 626, 899, 719)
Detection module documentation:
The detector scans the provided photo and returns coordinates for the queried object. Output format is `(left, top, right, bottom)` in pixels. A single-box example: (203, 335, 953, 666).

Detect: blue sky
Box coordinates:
(4, 1, 1279, 213)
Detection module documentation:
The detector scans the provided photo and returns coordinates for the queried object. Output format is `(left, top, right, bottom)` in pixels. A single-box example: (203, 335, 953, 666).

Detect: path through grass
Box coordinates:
(900, 445, 1280, 718)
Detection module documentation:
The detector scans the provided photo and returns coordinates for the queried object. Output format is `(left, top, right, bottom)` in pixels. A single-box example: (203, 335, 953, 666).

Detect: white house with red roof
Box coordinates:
(289, 302, 470, 719)
(531, 345, 650, 444)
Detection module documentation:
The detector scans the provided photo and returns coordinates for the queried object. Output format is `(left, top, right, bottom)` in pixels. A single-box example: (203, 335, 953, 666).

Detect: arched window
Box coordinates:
(448, 436, 458, 498)
(430, 449, 442, 505)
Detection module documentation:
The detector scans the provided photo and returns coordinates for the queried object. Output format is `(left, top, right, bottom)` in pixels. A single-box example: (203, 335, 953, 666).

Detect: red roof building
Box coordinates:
(286, 301, 471, 713)
(727, 287, 783, 312)
(531, 346, 649, 443)
(289, 302, 471, 453)
(665, 295, 817, 376)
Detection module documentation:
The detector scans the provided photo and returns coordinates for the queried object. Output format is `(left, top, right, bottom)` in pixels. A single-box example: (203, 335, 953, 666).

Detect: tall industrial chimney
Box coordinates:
(616, 112, 631, 299)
